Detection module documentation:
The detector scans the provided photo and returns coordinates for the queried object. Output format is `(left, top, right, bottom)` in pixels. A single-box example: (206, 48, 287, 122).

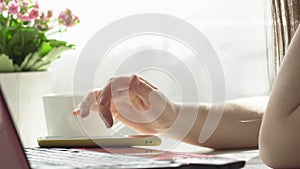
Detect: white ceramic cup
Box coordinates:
(43, 93, 122, 137)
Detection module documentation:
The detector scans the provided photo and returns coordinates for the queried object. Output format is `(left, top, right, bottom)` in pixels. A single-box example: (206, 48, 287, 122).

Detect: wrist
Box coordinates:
(159, 102, 204, 140)
(155, 101, 180, 134)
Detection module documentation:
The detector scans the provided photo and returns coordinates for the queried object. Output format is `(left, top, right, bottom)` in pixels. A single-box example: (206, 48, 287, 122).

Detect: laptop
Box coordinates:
(0, 86, 245, 169)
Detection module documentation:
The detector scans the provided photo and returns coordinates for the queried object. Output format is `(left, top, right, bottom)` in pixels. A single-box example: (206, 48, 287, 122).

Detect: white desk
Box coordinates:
(146, 139, 270, 169)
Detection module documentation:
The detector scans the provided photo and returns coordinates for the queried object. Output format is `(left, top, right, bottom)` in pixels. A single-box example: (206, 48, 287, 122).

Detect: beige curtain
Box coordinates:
(266, 0, 300, 88)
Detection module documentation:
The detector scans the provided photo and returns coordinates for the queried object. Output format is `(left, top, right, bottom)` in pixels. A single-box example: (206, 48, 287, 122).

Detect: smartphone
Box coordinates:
(37, 135, 162, 148)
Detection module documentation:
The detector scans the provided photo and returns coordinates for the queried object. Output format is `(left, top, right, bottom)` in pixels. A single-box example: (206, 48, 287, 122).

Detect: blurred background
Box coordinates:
(44, 0, 269, 101)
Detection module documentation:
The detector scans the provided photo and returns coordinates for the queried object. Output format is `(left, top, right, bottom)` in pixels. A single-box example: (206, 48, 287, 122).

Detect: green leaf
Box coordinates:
(19, 46, 72, 71)
(0, 54, 14, 72)
(31, 46, 71, 70)
(0, 26, 8, 56)
(8, 29, 40, 65)
(48, 39, 74, 48)
(42, 46, 71, 62)
(38, 42, 52, 57)
(0, 44, 3, 54)
(13, 64, 21, 72)
(35, 62, 51, 71)
(9, 29, 39, 46)
(20, 52, 40, 70)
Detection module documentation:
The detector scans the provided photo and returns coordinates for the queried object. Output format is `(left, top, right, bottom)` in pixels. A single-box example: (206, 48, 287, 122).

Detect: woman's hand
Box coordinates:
(73, 74, 179, 135)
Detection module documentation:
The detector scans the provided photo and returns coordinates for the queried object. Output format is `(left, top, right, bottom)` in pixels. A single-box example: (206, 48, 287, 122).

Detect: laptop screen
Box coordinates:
(0, 86, 30, 169)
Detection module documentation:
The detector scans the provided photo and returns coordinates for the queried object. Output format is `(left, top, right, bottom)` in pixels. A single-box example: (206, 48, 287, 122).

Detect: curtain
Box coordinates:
(266, 0, 300, 88)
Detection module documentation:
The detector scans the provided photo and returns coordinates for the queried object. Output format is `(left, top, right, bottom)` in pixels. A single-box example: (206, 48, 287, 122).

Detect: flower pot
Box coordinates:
(0, 71, 52, 147)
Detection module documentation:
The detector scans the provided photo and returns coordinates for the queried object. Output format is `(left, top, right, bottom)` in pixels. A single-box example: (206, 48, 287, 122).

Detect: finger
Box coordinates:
(74, 103, 100, 117)
(90, 103, 100, 112)
(139, 76, 157, 90)
(98, 76, 134, 127)
(129, 75, 155, 106)
(73, 108, 80, 116)
(99, 76, 132, 105)
(131, 94, 146, 111)
(115, 89, 146, 112)
(74, 90, 99, 118)
(98, 82, 113, 128)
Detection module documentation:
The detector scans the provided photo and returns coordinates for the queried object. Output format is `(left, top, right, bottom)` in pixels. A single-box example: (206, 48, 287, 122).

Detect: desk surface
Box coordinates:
(142, 138, 271, 169)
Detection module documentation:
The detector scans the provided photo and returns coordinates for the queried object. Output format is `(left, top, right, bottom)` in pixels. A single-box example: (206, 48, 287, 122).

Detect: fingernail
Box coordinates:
(72, 111, 79, 116)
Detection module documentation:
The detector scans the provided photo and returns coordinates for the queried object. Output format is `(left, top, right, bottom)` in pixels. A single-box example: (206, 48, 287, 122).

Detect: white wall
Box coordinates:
(45, 0, 269, 101)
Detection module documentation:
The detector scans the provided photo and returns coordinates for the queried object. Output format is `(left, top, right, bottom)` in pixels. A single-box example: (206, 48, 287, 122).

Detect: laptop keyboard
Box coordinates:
(25, 148, 181, 169)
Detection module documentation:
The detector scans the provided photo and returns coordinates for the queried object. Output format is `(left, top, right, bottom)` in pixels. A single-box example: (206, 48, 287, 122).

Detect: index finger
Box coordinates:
(73, 90, 99, 118)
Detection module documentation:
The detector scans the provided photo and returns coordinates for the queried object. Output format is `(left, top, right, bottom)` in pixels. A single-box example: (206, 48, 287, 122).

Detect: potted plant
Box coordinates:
(0, 0, 79, 146)
(0, 0, 79, 71)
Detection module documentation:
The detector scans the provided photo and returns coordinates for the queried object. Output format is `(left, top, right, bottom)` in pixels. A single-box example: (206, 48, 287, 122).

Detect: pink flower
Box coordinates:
(8, 1, 19, 15)
(29, 8, 39, 19)
(59, 12, 72, 27)
(18, 8, 39, 21)
(0, 2, 6, 13)
(58, 9, 79, 27)
(18, 14, 31, 21)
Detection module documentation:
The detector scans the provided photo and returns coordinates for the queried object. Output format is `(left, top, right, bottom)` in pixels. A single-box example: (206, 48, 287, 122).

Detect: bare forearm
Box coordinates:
(165, 102, 263, 149)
